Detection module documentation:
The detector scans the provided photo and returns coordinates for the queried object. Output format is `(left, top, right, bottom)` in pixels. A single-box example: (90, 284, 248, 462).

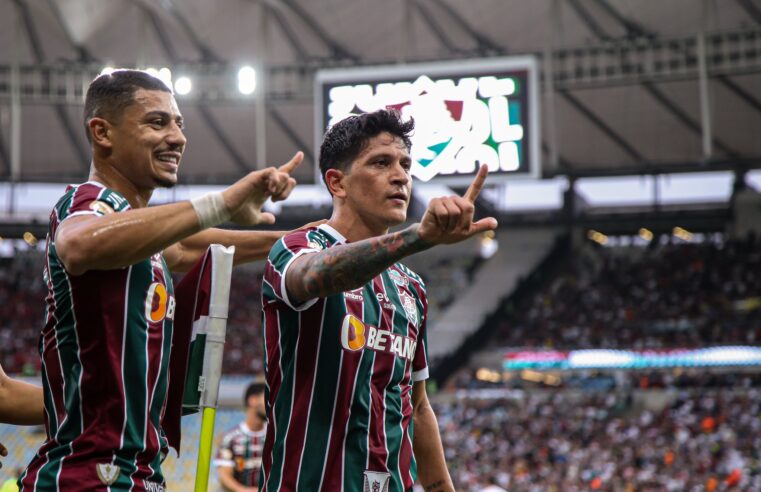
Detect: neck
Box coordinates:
(327, 207, 389, 243)
(89, 159, 153, 209)
(245, 413, 265, 432)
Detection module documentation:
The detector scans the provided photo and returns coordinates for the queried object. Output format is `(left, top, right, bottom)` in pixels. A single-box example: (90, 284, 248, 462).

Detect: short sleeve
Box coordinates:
(263, 230, 322, 311)
(411, 281, 429, 382)
(213, 433, 235, 468)
(58, 183, 130, 222)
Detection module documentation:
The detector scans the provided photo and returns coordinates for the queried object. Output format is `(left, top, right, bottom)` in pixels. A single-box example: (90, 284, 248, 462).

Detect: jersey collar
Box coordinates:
(317, 223, 347, 244)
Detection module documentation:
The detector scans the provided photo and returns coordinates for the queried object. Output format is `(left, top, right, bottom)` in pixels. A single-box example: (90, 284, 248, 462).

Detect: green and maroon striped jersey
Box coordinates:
(20, 182, 175, 492)
(260, 224, 430, 492)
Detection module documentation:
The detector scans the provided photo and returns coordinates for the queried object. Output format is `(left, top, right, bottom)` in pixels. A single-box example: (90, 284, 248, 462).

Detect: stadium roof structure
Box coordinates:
(0, 0, 760, 187)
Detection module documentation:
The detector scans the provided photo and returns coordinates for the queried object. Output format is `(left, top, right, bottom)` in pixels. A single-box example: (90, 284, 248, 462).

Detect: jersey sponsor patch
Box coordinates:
(388, 269, 408, 288)
(143, 480, 166, 492)
(145, 282, 176, 323)
(89, 200, 115, 216)
(363, 470, 391, 492)
(339, 315, 417, 361)
(307, 240, 323, 251)
(96, 463, 120, 485)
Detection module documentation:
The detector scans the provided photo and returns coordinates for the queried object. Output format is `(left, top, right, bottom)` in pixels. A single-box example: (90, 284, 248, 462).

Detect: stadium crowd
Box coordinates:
(497, 235, 761, 350)
(437, 388, 761, 491)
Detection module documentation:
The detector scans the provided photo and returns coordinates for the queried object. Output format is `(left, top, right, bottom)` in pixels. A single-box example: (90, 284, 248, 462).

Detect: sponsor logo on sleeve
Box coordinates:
(89, 200, 115, 216)
(96, 463, 120, 486)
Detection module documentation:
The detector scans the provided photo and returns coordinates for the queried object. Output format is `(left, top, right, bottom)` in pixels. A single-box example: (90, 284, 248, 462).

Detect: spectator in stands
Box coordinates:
(215, 381, 267, 492)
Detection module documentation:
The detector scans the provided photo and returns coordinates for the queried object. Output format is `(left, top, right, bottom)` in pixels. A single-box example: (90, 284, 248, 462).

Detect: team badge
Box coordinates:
(363, 471, 390, 492)
(96, 463, 120, 485)
(89, 200, 115, 216)
(307, 240, 323, 251)
(388, 269, 408, 288)
(400, 292, 418, 327)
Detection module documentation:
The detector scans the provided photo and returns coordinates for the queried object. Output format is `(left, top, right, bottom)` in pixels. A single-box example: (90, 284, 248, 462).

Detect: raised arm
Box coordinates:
(58, 153, 301, 276)
(286, 165, 497, 305)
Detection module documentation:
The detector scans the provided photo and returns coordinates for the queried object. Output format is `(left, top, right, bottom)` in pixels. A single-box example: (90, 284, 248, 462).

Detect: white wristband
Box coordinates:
(190, 192, 231, 229)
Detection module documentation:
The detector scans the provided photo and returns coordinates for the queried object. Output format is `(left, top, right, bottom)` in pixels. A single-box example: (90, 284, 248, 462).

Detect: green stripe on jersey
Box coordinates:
(296, 296, 345, 491)
(265, 308, 300, 490)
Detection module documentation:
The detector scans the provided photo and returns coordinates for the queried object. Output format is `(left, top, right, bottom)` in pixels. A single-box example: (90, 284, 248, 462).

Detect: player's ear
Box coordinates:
(89, 117, 113, 149)
(325, 168, 347, 199)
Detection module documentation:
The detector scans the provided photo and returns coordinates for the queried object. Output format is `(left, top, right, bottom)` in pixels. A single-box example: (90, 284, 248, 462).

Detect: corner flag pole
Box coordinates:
(193, 245, 235, 492)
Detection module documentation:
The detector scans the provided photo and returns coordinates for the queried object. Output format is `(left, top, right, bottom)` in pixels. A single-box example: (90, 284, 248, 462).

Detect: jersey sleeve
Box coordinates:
(263, 229, 322, 312)
(213, 432, 236, 468)
(58, 183, 130, 222)
(411, 279, 430, 382)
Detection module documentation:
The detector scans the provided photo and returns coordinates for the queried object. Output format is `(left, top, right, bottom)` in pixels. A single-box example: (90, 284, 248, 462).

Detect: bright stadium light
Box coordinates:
(238, 66, 257, 95)
(100, 66, 115, 76)
(174, 76, 192, 95)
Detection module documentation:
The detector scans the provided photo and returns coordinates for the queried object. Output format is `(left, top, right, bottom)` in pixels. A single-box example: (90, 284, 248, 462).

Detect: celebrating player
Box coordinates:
(215, 381, 268, 492)
(260, 109, 497, 491)
(19, 69, 302, 491)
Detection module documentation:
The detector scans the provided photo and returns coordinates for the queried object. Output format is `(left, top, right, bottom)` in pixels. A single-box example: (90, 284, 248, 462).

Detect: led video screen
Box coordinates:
(315, 56, 540, 184)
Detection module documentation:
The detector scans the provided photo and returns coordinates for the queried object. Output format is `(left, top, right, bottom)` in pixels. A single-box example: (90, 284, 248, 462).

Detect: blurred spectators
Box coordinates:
(436, 389, 761, 491)
(498, 234, 761, 349)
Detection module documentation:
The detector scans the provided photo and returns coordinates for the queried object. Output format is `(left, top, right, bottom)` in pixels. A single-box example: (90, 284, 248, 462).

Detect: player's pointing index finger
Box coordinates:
(463, 164, 489, 203)
(278, 151, 304, 174)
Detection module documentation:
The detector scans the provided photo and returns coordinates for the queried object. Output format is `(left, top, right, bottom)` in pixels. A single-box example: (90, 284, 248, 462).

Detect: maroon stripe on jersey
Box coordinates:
(67, 182, 106, 214)
(366, 277, 396, 473)
(280, 300, 325, 490)
(130, 259, 168, 485)
(260, 307, 284, 489)
(56, 268, 130, 489)
(264, 260, 284, 300)
(320, 294, 365, 491)
(398, 383, 415, 490)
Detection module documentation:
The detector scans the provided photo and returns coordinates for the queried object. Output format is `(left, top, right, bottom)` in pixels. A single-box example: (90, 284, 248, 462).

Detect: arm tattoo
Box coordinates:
(291, 225, 431, 302)
(424, 481, 446, 491)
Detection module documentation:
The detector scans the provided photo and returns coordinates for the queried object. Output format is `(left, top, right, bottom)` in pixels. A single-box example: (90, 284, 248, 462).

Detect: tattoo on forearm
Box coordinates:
(424, 481, 446, 491)
(297, 225, 431, 299)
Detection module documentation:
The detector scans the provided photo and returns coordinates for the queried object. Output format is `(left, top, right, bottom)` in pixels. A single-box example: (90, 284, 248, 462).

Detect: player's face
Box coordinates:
(248, 393, 266, 420)
(342, 132, 412, 228)
(109, 89, 186, 189)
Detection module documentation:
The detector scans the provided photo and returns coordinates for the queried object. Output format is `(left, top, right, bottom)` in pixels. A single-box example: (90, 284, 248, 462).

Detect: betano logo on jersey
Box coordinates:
(339, 314, 417, 361)
(144, 282, 176, 323)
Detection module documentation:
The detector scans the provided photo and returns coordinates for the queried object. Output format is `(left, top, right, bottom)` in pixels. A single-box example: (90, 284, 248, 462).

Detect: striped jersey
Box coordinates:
(21, 182, 175, 492)
(214, 422, 266, 487)
(260, 224, 430, 492)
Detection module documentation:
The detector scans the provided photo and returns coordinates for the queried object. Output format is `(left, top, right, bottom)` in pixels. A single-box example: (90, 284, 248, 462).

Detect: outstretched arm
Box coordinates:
(58, 153, 302, 276)
(285, 165, 497, 305)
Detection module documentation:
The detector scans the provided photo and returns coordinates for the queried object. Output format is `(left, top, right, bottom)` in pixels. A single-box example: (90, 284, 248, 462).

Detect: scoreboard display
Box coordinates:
(315, 56, 540, 184)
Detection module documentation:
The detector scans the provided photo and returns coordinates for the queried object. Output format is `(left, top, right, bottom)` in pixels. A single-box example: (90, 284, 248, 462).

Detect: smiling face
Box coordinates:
(106, 88, 186, 190)
(337, 132, 412, 229)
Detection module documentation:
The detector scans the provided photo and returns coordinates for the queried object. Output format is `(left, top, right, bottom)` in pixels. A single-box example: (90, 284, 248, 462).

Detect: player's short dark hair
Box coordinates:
(83, 69, 172, 143)
(244, 381, 265, 406)
(318, 109, 414, 192)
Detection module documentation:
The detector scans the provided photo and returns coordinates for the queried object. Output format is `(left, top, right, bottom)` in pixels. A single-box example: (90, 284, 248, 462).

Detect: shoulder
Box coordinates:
(55, 182, 130, 221)
(392, 262, 426, 292)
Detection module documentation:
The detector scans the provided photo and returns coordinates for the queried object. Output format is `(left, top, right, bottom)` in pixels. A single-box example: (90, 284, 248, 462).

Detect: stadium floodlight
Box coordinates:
(100, 66, 116, 76)
(23, 232, 37, 246)
(175, 76, 192, 95)
(238, 66, 257, 95)
(638, 228, 654, 242)
(673, 226, 694, 242)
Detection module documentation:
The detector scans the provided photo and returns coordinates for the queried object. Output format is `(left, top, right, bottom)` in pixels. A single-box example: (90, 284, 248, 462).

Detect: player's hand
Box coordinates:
(0, 440, 7, 469)
(223, 152, 302, 226)
(417, 164, 498, 245)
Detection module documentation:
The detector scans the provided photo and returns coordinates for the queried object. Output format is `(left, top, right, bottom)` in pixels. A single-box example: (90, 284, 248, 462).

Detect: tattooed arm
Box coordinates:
(285, 224, 431, 305)
(412, 381, 454, 492)
(285, 165, 497, 305)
